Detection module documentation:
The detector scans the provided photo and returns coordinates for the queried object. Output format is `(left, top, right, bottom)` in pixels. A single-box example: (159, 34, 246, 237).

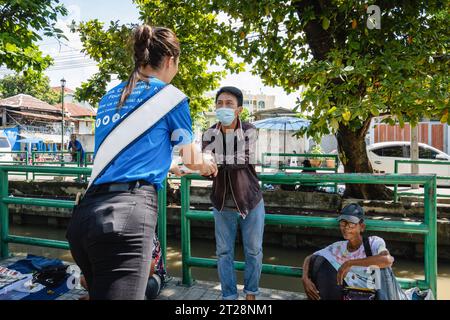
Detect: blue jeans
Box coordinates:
(213, 199, 265, 300)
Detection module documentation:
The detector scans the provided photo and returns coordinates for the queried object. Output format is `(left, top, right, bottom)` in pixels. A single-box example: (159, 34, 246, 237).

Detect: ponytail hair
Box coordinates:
(119, 25, 180, 107)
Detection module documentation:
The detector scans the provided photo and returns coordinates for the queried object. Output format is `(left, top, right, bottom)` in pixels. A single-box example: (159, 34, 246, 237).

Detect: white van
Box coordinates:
(0, 135, 13, 163)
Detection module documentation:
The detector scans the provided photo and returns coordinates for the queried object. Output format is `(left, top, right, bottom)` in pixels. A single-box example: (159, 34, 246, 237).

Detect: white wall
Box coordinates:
(77, 121, 93, 135)
(76, 134, 95, 152)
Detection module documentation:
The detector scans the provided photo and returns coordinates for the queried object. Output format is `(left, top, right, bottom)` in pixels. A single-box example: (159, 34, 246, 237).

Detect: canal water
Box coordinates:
(8, 224, 450, 300)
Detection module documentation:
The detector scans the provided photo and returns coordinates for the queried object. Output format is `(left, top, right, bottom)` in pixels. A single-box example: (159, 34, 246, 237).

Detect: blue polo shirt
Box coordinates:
(68, 140, 84, 158)
(93, 77, 193, 190)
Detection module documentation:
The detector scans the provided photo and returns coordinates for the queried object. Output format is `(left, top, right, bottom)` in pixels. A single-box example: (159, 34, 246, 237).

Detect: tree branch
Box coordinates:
(360, 117, 373, 138)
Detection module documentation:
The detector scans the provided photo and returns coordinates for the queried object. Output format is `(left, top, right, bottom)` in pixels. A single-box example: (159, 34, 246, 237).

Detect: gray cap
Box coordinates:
(338, 203, 364, 224)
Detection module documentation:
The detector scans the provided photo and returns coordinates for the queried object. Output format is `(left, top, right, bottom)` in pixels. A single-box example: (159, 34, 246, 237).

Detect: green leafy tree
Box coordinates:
(240, 107, 251, 122)
(72, 0, 243, 122)
(0, 70, 60, 104)
(0, 0, 67, 72)
(210, 0, 449, 199)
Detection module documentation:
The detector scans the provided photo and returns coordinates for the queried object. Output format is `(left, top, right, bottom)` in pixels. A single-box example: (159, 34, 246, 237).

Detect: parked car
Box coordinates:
(367, 141, 450, 186)
(0, 135, 13, 163)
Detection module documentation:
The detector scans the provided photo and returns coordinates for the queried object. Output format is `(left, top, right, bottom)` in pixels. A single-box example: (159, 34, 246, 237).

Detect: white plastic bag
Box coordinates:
(0, 267, 32, 296)
(404, 287, 435, 300)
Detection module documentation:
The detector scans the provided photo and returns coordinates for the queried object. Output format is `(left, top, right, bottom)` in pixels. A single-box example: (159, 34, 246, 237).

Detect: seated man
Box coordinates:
(301, 203, 394, 300)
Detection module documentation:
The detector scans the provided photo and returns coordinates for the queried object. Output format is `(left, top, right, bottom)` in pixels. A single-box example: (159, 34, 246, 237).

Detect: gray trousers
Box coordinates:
(66, 184, 157, 300)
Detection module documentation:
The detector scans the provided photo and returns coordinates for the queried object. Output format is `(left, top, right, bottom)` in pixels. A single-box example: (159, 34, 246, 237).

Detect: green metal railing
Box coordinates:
(180, 173, 438, 298)
(83, 152, 95, 167)
(394, 160, 450, 202)
(261, 153, 340, 192)
(261, 153, 339, 172)
(0, 166, 168, 267)
(0, 152, 29, 179)
(31, 152, 81, 181)
(80, 152, 95, 183)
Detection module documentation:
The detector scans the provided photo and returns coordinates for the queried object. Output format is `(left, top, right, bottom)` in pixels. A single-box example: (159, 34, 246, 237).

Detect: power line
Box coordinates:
(46, 63, 98, 71)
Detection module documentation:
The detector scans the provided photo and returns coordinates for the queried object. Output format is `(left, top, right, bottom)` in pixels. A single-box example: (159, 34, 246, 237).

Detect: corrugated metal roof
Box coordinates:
(55, 102, 96, 117)
(0, 94, 60, 113)
(7, 110, 72, 121)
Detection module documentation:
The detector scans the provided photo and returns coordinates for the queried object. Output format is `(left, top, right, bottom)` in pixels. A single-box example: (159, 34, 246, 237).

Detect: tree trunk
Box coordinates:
(294, 2, 393, 200)
(336, 120, 393, 200)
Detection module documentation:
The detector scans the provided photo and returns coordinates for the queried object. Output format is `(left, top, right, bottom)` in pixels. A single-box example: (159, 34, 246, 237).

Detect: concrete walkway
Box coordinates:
(1, 255, 305, 300)
(155, 276, 306, 300)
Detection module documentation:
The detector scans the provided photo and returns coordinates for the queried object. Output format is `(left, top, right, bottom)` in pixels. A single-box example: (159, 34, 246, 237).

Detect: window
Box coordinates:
(0, 137, 10, 148)
(419, 147, 438, 159)
(371, 147, 383, 156)
(405, 146, 439, 159)
(258, 101, 265, 109)
(243, 100, 250, 107)
(380, 146, 404, 157)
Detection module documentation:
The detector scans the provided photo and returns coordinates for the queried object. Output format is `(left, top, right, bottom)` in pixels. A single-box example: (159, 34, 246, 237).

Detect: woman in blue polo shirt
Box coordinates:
(66, 25, 217, 300)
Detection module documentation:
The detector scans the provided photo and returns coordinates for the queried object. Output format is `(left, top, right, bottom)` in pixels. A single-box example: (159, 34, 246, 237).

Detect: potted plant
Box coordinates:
(308, 145, 323, 168)
(325, 156, 336, 168)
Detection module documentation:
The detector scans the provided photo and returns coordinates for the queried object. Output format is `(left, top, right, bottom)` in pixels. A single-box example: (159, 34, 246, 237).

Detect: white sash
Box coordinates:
(88, 84, 187, 188)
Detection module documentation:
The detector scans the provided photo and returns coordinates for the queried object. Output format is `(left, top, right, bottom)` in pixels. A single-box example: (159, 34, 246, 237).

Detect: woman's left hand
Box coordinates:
(337, 261, 352, 285)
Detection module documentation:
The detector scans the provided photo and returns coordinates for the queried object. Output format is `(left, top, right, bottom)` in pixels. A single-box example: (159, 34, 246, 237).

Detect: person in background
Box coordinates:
(68, 134, 84, 165)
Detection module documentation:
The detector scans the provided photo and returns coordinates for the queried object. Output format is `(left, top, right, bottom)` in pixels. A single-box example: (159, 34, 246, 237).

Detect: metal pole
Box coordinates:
(181, 176, 193, 286)
(284, 123, 287, 167)
(60, 78, 66, 157)
(424, 177, 438, 298)
(32, 151, 35, 181)
(61, 87, 64, 152)
(0, 168, 10, 258)
(411, 124, 419, 189)
(394, 160, 399, 202)
(158, 179, 167, 267)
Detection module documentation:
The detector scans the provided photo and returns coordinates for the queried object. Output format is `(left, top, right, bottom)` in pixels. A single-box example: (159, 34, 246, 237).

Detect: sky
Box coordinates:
(17, 0, 302, 109)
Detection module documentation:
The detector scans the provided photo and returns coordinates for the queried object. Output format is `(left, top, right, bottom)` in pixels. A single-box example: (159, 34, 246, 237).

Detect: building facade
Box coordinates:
(0, 94, 73, 150)
(242, 91, 276, 114)
(0, 92, 97, 152)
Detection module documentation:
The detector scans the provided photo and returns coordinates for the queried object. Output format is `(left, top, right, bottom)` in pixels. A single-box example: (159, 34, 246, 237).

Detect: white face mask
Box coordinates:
(216, 108, 236, 126)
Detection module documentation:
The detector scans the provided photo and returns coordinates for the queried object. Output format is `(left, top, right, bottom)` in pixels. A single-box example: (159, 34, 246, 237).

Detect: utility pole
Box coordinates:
(411, 124, 419, 189)
(60, 78, 66, 153)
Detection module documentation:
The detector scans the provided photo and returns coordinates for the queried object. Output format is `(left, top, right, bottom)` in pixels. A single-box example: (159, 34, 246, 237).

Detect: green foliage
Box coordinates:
(310, 144, 323, 155)
(73, 0, 244, 122)
(240, 107, 250, 122)
(0, 0, 67, 72)
(0, 70, 60, 104)
(211, 0, 449, 136)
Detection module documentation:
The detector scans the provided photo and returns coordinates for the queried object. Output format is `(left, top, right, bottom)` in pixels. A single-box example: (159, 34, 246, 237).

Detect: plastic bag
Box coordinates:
(404, 288, 435, 300)
(342, 286, 377, 300)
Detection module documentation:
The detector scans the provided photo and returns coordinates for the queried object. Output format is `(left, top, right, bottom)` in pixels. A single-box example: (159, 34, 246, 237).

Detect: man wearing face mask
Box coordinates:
(202, 86, 265, 301)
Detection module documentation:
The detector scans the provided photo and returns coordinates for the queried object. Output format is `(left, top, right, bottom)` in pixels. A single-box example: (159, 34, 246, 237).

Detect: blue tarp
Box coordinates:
(7, 254, 63, 274)
(16, 138, 43, 144)
(1, 126, 20, 151)
(6, 254, 71, 301)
